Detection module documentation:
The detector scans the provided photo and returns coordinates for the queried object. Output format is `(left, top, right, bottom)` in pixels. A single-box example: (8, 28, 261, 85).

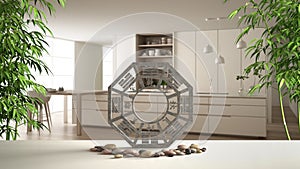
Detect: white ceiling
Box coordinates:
(46, 0, 248, 44)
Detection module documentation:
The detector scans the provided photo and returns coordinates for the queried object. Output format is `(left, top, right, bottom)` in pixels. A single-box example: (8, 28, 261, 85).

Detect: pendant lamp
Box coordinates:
(215, 29, 225, 64)
(203, 44, 213, 54)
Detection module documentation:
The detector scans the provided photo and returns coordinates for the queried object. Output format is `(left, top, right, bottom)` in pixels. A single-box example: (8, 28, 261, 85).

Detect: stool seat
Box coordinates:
(27, 91, 52, 133)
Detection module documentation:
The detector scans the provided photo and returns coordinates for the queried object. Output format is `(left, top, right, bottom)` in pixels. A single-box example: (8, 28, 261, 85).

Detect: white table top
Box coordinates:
(0, 140, 299, 169)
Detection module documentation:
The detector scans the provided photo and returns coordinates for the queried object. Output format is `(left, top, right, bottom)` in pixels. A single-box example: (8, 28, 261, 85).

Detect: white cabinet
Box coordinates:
(196, 30, 217, 92)
(113, 35, 136, 78)
(174, 32, 196, 91)
(242, 28, 266, 96)
(209, 97, 267, 137)
(219, 29, 241, 95)
(190, 96, 267, 137)
(80, 94, 109, 127)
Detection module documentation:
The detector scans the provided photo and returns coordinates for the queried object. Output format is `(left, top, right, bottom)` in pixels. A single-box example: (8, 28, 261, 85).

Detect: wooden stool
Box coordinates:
(27, 91, 52, 133)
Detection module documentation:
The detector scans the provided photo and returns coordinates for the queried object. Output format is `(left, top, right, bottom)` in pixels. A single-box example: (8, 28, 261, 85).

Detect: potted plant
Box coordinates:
(0, 0, 65, 140)
(224, 0, 299, 139)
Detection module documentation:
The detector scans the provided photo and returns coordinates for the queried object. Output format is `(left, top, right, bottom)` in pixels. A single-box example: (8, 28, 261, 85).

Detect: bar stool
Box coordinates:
(27, 91, 52, 133)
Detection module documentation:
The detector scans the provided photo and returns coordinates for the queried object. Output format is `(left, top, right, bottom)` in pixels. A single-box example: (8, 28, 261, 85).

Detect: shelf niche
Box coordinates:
(136, 33, 174, 66)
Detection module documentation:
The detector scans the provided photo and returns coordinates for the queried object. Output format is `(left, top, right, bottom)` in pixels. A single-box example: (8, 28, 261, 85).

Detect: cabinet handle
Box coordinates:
(209, 104, 232, 107)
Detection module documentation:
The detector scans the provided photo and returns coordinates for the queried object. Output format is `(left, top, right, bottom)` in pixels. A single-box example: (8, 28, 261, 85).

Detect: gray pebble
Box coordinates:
(140, 150, 153, 158)
(124, 149, 139, 157)
(101, 149, 112, 155)
(139, 149, 147, 155)
(112, 149, 124, 155)
(103, 144, 116, 150)
(124, 154, 135, 158)
(177, 144, 188, 151)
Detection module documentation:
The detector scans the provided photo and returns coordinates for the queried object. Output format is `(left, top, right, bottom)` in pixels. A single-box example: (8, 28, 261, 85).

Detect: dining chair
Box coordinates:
(27, 91, 52, 133)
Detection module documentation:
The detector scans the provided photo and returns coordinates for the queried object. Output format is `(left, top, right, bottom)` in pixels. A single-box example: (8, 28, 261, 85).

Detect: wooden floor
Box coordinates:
(16, 106, 300, 140)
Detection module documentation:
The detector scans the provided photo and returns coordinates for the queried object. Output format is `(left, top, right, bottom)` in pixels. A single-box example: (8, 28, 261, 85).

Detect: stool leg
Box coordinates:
(27, 110, 32, 133)
(46, 102, 52, 126)
(44, 103, 51, 133)
(38, 103, 42, 135)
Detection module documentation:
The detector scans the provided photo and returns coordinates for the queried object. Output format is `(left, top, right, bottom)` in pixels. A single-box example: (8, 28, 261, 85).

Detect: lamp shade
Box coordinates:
(236, 39, 247, 49)
(215, 54, 225, 64)
(203, 44, 213, 54)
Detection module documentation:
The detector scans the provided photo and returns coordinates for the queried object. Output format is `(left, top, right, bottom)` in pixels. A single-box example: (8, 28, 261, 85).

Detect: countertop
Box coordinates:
(94, 90, 266, 99)
(0, 140, 299, 169)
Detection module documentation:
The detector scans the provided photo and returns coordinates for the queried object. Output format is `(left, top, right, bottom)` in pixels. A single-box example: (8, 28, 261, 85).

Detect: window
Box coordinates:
(102, 46, 113, 90)
(32, 37, 75, 113)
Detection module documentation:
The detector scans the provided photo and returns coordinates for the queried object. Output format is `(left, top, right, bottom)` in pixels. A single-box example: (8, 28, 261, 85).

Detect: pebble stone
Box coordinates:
(114, 154, 123, 158)
(164, 150, 176, 157)
(124, 154, 135, 158)
(90, 143, 206, 158)
(101, 149, 112, 155)
(89, 147, 98, 152)
(123, 149, 139, 157)
(196, 149, 203, 153)
(190, 144, 199, 149)
(177, 145, 188, 151)
(174, 150, 185, 156)
(190, 148, 197, 153)
(112, 149, 124, 155)
(156, 151, 165, 156)
(140, 150, 153, 158)
(185, 149, 192, 155)
(103, 144, 116, 150)
(139, 149, 147, 155)
(152, 153, 160, 158)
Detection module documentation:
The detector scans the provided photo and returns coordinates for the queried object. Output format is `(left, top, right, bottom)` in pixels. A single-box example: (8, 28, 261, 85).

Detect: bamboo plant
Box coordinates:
(0, 0, 65, 140)
(225, 0, 300, 139)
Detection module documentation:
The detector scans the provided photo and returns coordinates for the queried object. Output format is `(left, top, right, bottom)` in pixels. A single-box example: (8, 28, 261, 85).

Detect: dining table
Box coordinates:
(47, 90, 75, 124)
(47, 90, 108, 136)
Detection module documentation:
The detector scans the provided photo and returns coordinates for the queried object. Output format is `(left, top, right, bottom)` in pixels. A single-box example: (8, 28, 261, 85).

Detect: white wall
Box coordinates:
(74, 42, 102, 90)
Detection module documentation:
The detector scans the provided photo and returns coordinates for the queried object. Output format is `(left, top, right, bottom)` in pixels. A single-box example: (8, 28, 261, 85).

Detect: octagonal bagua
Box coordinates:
(108, 62, 193, 148)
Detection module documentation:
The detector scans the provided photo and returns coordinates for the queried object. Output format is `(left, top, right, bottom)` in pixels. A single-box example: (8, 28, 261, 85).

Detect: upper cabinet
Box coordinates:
(174, 31, 196, 92)
(219, 29, 241, 95)
(175, 29, 266, 96)
(111, 29, 266, 97)
(112, 35, 136, 78)
(242, 28, 266, 96)
(196, 30, 218, 93)
(135, 33, 174, 66)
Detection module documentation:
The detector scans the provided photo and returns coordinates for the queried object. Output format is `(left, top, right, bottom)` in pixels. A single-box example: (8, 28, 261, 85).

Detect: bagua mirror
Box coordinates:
(108, 62, 193, 148)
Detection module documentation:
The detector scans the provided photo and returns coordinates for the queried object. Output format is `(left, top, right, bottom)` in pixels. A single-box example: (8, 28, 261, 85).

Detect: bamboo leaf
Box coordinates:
(229, 10, 238, 19)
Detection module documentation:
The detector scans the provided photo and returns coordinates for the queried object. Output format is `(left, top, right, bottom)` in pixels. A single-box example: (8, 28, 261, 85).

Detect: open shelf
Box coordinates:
(136, 33, 174, 66)
(138, 44, 173, 48)
(137, 55, 173, 59)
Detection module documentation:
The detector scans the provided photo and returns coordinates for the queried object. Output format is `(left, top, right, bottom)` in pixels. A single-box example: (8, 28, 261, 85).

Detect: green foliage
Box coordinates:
(226, 0, 300, 139)
(0, 0, 65, 140)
